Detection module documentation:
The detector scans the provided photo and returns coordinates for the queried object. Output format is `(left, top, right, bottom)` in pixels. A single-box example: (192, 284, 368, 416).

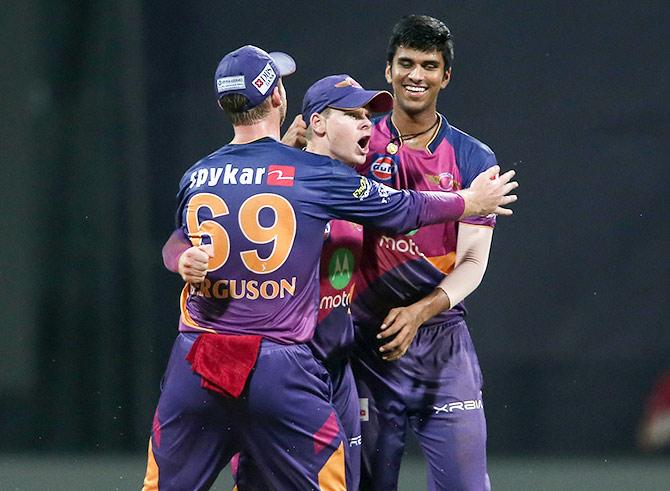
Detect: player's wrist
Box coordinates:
(456, 189, 475, 218)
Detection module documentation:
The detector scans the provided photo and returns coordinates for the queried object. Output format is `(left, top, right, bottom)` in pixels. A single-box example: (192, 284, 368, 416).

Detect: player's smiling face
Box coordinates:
(386, 47, 450, 116)
(322, 107, 372, 166)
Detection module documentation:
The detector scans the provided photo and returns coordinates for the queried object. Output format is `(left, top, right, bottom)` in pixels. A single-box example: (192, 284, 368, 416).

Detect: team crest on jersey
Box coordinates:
(370, 155, 396, 181)
(426, 172, 460, 191)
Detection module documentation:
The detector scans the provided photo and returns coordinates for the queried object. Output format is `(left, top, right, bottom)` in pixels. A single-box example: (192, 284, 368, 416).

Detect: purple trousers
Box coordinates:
(142, 333, 347, 491)
(351, 319, 490, 491)
(236, 358, 362, 490)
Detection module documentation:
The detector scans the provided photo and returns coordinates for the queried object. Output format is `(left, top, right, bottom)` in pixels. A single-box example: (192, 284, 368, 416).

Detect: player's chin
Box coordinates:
(349, 151, 367, 166)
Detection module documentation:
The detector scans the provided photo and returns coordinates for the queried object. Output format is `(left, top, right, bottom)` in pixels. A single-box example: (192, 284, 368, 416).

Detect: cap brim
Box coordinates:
(330, 90, 394, 114)
(269, 52, 296, 76)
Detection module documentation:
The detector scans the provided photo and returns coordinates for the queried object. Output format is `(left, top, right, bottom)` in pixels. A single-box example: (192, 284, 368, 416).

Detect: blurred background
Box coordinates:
(2, 0, 669, 489)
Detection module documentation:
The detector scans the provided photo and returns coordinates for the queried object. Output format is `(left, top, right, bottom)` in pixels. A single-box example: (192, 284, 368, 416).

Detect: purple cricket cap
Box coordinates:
(301, 74, 393, 126)
(214, 45, 296, 110)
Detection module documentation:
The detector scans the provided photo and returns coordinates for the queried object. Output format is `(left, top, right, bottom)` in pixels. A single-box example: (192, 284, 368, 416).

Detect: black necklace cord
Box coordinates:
(389, 115, 440, 148)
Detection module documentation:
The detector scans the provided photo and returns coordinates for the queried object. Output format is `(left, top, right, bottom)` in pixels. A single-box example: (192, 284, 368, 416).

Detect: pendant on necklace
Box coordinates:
(386, 142, 398, 154)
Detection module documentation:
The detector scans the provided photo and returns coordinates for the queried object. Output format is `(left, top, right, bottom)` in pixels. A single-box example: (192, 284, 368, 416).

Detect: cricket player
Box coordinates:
(351, 15, 509, 490)
(233, 75, 391, 491)
(144, 45, 516, 491)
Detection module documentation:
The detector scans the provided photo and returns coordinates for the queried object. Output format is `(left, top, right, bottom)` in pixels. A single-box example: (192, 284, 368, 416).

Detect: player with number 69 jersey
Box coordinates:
(144, 45, 516, 491)
(175, 135, 469, 344)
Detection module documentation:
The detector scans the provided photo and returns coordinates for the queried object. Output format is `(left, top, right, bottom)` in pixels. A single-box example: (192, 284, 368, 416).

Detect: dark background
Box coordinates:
(2, 0, 668, 459)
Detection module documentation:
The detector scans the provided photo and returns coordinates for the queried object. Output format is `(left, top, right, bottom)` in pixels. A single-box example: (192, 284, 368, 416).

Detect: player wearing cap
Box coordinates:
(350, 15, 508, 490)
(233, 75, 393, 491)
(143, 45, 516, 491)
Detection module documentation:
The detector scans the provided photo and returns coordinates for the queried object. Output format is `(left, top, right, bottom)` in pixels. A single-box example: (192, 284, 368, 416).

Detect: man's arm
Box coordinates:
(377, 223, 493, 361)
(162, 229, 213, 283)
(318, 161, 517, 236)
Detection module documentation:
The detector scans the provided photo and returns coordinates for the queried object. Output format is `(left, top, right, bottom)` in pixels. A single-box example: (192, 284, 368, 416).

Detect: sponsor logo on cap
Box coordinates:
(217, 75, 246, 93)
(252, 63, 277, 95)
(334, 76, 362, 89)
(267, 165, 295, 186)
(371, 156, 395, 181)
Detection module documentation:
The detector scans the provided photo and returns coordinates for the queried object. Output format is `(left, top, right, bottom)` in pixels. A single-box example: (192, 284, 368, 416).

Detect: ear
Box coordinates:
(385, 62, 392, 84)
(310, 113, 327, 137)
(270, 86, 282, 107)
(441, 67, 452, 89)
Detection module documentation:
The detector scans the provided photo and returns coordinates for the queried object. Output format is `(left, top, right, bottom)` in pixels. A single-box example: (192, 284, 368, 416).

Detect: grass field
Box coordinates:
(1, 453, 669, 490)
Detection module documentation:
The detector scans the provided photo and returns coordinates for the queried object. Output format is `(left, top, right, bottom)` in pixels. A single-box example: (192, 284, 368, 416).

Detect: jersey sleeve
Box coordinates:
(302, 159, 465, 234)
(459, 142, 498, 228)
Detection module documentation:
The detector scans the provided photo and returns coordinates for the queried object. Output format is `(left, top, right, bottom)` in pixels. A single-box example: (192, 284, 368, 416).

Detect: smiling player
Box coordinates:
(146, 44, 516, 490)
(351, 15, 508, 490)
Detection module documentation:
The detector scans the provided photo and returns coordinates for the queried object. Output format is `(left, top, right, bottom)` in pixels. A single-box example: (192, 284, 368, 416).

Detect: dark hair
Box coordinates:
(218, 94, 271, 125)
(386, 15, 454, 70)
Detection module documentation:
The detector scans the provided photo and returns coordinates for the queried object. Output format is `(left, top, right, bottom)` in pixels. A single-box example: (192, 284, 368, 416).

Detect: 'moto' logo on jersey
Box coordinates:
(328, 248, 354, 290)
(370, 156, 395, 181)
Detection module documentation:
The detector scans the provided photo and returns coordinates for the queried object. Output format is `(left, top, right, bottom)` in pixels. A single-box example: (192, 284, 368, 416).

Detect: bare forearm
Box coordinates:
(411, 288, 452, 325)
(162, 229, 191, 272)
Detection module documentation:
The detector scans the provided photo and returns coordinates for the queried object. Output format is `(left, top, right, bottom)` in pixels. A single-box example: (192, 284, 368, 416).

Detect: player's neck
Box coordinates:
(391, 108, 440, 149)
(231, 117, 281, 144)
(306, 139, 330, 158)
(306, 140, 356, 167)
(392, 108, 438, 134)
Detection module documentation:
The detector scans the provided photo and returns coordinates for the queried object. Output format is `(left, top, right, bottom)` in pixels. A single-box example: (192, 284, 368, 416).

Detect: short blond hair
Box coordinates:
(218, 94, 272, 126)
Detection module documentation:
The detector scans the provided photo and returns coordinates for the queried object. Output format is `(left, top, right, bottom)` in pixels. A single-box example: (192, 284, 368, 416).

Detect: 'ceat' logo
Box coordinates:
(334, 77, 362, 89)
(371, 156, 395, 181)
(267, 165, 295, 186)
(426, 172, 459, 191)
(328, 248, 354, 289)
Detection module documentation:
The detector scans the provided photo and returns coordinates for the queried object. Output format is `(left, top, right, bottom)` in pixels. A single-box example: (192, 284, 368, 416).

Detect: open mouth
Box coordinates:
(403, 85, 427, 95)
(357, 135, 370, 151)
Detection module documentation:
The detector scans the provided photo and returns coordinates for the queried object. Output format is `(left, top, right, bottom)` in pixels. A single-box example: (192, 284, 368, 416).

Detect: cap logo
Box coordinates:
(334, 77, 362, 89)
(217, 75, 246, 93)
(252, 63, 277, 95)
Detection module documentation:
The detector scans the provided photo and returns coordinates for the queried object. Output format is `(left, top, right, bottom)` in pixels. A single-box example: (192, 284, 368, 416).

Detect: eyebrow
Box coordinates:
(340, 108, 368, 116)
(397, 56, 440, 66)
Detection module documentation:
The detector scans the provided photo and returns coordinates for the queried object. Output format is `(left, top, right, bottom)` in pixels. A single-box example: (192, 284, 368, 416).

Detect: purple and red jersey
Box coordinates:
(174, 137, 465, 344)
(309, 219, 363, 363)
(353, 114, 498, 329)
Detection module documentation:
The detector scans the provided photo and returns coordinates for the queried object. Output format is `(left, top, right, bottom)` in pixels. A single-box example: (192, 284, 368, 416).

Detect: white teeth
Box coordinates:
(405, 86, 426, 93)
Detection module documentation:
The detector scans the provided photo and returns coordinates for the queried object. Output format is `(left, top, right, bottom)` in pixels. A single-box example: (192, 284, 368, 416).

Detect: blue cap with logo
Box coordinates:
(214, 45, 296, 110)
(302, 74, 393, 126)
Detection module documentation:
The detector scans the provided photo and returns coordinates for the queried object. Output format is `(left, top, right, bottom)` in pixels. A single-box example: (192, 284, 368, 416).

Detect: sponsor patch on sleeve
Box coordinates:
(352, 176, 372, 200)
